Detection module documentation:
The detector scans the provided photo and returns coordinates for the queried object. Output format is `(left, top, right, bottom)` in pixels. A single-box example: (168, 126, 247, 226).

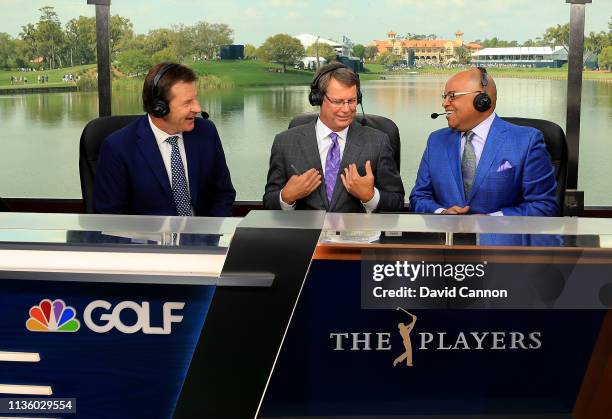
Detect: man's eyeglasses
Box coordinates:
(325, 94, 358, 108)
(441, 91, 482, 102)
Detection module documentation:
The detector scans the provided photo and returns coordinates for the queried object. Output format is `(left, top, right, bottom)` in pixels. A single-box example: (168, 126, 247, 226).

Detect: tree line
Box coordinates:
(0, 6, 233, 75)
(0, 7, 610, 73)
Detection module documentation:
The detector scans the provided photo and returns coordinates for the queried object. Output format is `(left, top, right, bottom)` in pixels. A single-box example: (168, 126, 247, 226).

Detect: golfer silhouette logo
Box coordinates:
(393, 307, 417, 367)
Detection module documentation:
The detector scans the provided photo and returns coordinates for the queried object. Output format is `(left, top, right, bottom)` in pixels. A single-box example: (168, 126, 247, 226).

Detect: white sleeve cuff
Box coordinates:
(279, 189, 296, 211)
(362, 188, 380, 213)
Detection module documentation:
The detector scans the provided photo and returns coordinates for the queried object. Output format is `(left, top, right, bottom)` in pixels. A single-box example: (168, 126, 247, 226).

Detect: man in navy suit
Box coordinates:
(410, 68, 557, 216)
(94, 63, 235, 216)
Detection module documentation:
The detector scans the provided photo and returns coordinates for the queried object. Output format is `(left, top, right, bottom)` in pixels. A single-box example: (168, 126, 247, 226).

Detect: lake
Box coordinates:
(0, 75, 610, 205)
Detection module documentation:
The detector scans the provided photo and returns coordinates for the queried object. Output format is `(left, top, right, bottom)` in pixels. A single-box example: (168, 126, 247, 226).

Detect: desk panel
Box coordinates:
(262, 244, 611, 418)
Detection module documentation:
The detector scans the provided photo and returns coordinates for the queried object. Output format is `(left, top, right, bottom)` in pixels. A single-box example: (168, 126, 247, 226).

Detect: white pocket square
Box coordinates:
(496, 161, 513, 172)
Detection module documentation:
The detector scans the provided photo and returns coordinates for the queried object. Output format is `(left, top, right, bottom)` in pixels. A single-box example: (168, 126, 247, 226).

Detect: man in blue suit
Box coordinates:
(410, 68, 557, 216)
(94, 63, 235, 216)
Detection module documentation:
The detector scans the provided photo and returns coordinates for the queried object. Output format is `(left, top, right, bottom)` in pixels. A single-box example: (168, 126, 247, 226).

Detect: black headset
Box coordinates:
(308, 62, 362, 106)
(150, 63, 180, 118)
(473, 67, 492, 113)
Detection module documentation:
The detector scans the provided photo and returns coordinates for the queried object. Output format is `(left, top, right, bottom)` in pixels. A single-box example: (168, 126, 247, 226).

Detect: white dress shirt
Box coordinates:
(436, 112, 502, 216)
(459, 111, 496, 166)
(280, 118, 380, 212)
(148, 114, 190, 192)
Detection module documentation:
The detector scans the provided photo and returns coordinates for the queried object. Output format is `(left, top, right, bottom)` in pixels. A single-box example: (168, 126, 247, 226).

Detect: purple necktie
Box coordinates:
(325, 132, 341, 203)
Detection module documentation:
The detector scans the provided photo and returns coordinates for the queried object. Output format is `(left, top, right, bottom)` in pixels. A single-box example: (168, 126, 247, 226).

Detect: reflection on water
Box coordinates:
(0, 75, 610, 205)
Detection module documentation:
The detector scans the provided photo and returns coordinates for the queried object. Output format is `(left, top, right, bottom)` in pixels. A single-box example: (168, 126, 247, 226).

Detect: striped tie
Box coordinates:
(461, 130, 477, 199)
(166, 136, 193, 216)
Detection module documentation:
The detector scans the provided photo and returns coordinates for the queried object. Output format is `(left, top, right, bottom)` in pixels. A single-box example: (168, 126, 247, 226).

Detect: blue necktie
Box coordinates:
(325, 132, 341, 203)
(166, 136, 193, 216)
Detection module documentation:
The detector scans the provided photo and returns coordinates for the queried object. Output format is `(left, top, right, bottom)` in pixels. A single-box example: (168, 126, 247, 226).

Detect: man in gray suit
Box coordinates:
(263, 63, 405, 212)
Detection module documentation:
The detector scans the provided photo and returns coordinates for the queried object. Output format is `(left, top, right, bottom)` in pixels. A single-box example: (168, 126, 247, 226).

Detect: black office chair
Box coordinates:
(501, 117, 568, 216)
(288, 113, 401, 170)
(79, 115, 140, 213)
(0, 196, 9, 212)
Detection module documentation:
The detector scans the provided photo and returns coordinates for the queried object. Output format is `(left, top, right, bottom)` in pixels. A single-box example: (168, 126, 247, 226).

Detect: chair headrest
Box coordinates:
(81, 115, 141, 161)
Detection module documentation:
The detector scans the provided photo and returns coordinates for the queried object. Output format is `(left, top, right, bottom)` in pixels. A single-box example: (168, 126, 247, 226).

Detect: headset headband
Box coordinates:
(152, 63, 179, 99)
(472, 67, 492, 113)
(310, 63, 351, 90)
(477, 66, 488, 88)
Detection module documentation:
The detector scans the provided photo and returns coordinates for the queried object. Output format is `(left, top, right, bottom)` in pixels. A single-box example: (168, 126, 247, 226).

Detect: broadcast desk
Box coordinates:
(0, 211, 609, 419)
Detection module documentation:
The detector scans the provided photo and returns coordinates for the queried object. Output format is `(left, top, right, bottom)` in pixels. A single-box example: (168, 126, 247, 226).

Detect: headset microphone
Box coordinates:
(431, 112, 450, 119)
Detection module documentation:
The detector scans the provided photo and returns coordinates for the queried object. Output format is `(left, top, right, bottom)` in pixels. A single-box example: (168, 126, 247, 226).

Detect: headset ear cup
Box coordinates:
(150, 63, 178, 118)
(473, 93, 491, 113)
(357, 89, 363, 105)
(309, 62, 352, 106)
(309, 89, 322, 106)
(152, 99, 169, 118)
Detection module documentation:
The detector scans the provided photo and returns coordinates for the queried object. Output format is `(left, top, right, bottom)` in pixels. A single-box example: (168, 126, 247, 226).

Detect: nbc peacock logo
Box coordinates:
(26, 299, 81, 332)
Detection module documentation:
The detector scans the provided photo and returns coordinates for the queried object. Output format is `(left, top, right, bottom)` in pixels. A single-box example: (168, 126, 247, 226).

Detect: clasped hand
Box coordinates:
(441, 205, 470, 215)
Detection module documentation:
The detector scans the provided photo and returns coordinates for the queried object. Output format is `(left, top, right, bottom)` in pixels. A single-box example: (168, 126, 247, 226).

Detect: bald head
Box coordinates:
(442, 67, 497, 132)
(450, 68, 497, 103)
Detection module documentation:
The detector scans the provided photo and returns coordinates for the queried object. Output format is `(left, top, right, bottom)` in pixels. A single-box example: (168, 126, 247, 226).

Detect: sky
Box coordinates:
(2, 0, 611, 46)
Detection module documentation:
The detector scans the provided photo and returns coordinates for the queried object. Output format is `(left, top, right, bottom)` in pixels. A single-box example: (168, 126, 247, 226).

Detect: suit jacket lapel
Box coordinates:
(297, 121, 327, 209)
(470, 115, 506, 199)
(135, 117, 173, 202)
(183, 130, 199, 206)
(330, 122, 365, 209)
(446, 130, 464, 200)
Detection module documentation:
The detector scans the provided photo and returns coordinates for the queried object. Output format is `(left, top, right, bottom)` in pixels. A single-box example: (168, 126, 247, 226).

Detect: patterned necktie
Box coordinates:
(166, 136, 193, 216)
(325, 132, 341, 203)
(461, 130, 477, 199)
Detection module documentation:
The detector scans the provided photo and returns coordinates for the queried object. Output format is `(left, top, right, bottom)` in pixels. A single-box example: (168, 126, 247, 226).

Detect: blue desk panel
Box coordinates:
(0, 279, 215, 419)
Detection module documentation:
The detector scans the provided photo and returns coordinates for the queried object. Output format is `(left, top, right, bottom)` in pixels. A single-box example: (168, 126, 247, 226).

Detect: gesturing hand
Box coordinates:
(340, 160, 375, 202)
(281, 168, 322, 205)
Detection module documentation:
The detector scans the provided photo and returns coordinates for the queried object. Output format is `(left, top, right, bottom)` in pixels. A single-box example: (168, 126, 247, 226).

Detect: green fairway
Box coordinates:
(0, 60, 385, 92)
(406, 66, 612, 81)
(6, 60, 605, 92)
(363, 63, 385, 74)
(188, 60, 384, 86)
(188, 59, 313, 86)
(0, 64, 95, 89)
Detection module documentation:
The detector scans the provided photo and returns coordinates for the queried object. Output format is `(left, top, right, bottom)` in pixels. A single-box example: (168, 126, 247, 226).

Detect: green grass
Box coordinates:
(188, 59, 386, 86)
(2, 62, 608, 91)
(25, 61, 608, 91)
(406, 66, 612, 80)
(363, 63, 385, 74)
(0, 60, 386, 91)
(188, 59, 314, 87)
(0, 64, 96, 89)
